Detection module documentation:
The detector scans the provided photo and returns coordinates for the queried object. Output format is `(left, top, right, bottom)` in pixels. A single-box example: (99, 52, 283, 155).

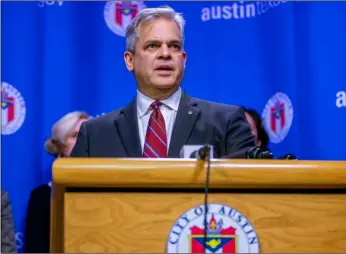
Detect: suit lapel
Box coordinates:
(168, 93, 200, 157)
(114, 99, 142, 157)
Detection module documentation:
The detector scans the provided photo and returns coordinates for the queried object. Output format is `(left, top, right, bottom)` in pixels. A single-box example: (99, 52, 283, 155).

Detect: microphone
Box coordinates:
(223, 147, 274, 159)
(180, 145, 214, 159)
(244, 147, 298, 160)
(190, 146, 210, 160)
(180, 144, 212, 252)
(200, 145, 211, 253)
(223, 147, 297, 160)
(245, 147, 274, 159)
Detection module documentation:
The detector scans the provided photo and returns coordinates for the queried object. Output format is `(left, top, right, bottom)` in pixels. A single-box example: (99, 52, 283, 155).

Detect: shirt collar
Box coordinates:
(137, 87, 182, 118)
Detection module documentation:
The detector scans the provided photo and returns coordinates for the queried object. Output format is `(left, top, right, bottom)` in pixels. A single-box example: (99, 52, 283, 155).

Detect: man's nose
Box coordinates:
(158, 44, 171, 59)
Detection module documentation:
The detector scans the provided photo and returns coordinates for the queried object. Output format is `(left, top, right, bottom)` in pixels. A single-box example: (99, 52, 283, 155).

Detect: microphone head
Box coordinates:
(245, 147, 274, 159)
(199, 145, 211, 160)
(259, 150, 274, 159)
(189, 150, 199, 158)
(180, 145, 214, 159)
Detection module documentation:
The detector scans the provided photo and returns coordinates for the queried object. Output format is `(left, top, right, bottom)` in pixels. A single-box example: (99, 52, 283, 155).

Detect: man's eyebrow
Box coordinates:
(169, 40, 182, 45)
(144, 40, 160, 45)
(144, 39, 181, 45)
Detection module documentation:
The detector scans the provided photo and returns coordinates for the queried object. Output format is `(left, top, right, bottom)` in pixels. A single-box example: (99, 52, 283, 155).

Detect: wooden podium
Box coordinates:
(51, 158, 346, 253)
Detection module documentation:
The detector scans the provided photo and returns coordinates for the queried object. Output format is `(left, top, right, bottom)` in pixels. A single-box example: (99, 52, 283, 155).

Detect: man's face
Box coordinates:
(124, 18, 187, 96)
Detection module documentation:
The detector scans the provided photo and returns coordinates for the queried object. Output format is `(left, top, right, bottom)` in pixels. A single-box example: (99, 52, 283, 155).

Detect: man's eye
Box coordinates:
(170, 44, 181, 51)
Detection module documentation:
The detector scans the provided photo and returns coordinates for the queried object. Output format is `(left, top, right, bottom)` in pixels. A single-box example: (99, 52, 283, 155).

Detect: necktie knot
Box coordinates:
(150, 101, 162, 110)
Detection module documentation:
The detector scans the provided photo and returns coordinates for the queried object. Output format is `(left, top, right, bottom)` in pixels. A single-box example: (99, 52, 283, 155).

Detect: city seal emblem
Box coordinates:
(262, 92, 293, 144)
(1, 82, 26, 135)
(104, 0, 146, 37)
(166, 203, 260, 253)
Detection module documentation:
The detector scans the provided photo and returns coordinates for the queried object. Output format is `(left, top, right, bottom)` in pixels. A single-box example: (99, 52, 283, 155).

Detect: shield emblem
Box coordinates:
(114, 1, 139, 27)
(1, 90, 15, 126)
(270, 101, 285, 133)
(190, 215, 237, 253)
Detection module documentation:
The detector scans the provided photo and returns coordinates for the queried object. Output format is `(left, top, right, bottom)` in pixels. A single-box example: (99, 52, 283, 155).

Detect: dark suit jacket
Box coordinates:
(70, 92, 256, 158)
(24, 184, 51, 253)
(1, 190, 17, 253)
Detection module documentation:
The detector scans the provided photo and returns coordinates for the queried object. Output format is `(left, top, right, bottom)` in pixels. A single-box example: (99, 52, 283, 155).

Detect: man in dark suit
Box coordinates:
(1, 190, 17, 253)
(70, 6, 256, 158)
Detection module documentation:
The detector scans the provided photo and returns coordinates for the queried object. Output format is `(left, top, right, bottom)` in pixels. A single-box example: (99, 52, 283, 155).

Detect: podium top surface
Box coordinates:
(52, 158, 346, 189)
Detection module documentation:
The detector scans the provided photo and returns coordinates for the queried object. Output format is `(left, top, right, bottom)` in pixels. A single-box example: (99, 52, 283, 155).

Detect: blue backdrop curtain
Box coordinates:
(2, 1, 346, 251)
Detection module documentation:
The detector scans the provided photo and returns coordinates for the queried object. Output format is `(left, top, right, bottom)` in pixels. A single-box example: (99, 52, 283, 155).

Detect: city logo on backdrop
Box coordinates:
(336, 90, 346, 108)
(166, 203, 260, 253)
(262, 92, 293, 144)
(104, 0, 146, 37)
(201, 0, 288, 21)
(1, 82, 26, 135)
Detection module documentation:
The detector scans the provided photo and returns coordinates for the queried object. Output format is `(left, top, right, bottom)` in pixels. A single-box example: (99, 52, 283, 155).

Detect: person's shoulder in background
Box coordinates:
(25, 183, 51, 253)
(1, 190, 17, 253)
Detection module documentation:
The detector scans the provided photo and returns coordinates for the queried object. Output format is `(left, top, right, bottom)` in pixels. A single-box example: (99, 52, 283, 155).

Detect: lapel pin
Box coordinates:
(188, 111, 192, 115)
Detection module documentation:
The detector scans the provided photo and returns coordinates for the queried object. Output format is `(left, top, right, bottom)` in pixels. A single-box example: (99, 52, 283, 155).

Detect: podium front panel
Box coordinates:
(63, 189, 346, 253)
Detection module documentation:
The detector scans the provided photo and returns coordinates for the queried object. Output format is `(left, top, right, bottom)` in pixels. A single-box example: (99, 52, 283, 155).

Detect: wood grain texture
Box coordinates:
(53, 158, 346, 188)
(64, 192, 346, 253)
(51, 159, 346, 252)
(50, 184, 64, 252)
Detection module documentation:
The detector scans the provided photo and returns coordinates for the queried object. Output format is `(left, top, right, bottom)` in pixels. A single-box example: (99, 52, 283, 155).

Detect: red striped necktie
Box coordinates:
(143, 101, 168, 158)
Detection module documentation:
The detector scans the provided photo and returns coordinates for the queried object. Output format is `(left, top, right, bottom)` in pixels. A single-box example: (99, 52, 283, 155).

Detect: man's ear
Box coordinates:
(183, 50, 187, 69)
(124, 51, 134, 72)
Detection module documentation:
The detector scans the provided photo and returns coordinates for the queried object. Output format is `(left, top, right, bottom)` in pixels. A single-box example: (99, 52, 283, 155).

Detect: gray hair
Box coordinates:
(125, 6, 185, 53)
(44, 111, 90, 156)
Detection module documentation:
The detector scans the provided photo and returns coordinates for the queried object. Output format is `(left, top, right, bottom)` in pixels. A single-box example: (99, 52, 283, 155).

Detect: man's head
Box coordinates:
(124, 6, 187, 99)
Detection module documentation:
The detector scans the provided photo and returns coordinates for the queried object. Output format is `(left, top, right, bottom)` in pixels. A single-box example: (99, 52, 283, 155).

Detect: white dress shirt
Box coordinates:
(137, 87, 182, 153)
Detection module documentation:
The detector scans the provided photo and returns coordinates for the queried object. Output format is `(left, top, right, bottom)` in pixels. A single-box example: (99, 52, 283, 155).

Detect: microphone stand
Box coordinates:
(198, 145, 211, 253)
